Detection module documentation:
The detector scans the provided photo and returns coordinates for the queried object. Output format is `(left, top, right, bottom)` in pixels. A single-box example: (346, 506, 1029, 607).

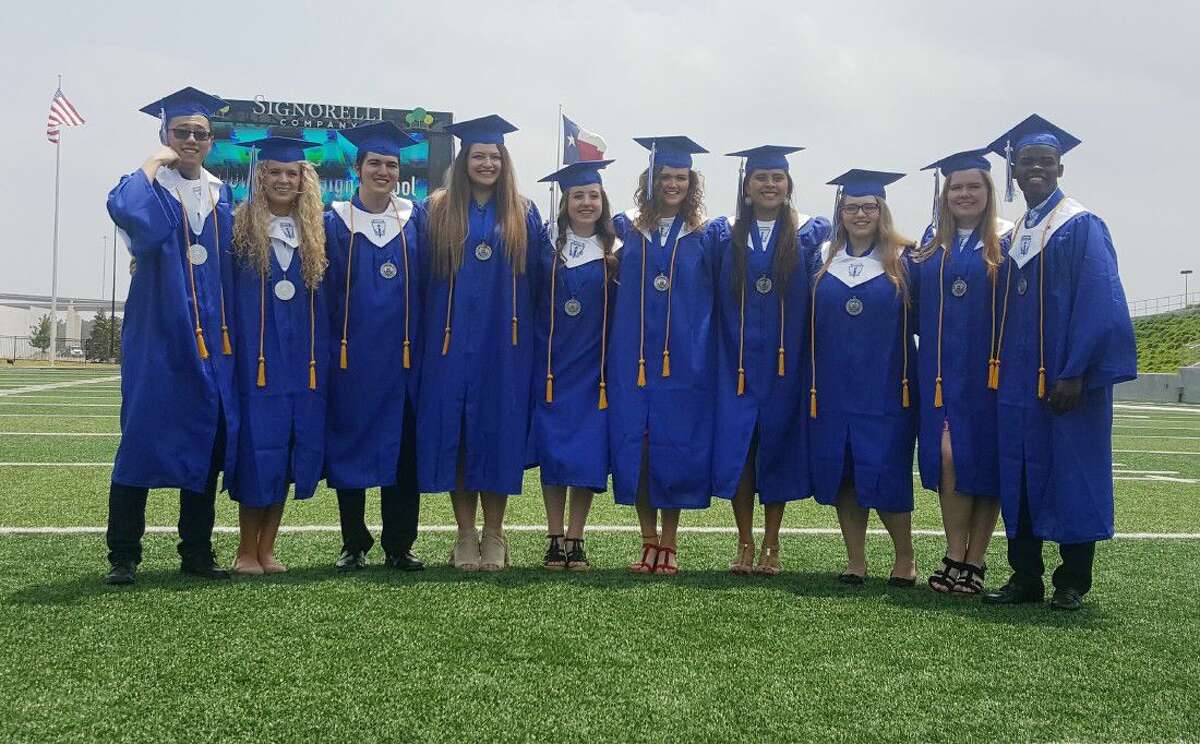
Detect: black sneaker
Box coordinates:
(104, 562, 136, 585)
(385, 551, 425, 571)
(335, 549, 368, 572)
(180, 552, 230, 580)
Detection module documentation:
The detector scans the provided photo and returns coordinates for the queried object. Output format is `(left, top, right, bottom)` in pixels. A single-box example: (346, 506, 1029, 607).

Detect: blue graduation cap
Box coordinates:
(233, 136, 316, 163)
(826, 169, 905, 199)
(634, 136, 708, 170)
(987, 114, 1081, 201)
(139, 86, 228, 123)
(338, 121, 419, 158)
(444, 114, 518, 146)
(538, 159, 613, 189)
(920, 148, 992, 225)
(726, 145, 804, 173)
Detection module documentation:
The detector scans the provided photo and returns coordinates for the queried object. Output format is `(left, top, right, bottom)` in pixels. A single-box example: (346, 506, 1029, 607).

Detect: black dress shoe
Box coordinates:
(887, 575, 917, 588)
(104, 563, 136, 585)
(385, 551, 425, 571)
(982, 579, 1044, 605)
(838, 572, 866, 585)
(1050, 587, 1085, 611)
(335, 549, 368, 572)
(180, 553, 230, 580)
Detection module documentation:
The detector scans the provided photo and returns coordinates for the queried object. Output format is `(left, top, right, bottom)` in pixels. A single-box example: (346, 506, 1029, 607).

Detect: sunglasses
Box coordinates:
(169, 128, 212, 142)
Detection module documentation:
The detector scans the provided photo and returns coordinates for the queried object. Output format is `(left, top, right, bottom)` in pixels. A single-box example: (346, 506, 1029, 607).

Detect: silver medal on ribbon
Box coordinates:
(380, 262, 398, 279)
(564, 298, 582, 316)
(653, 273, 670, 292)
(1017, 275, 1028, 296)
(755, 275, 773, 295)
(845, 296, 864, 316)
(951, 277, 968, 297)
(475, 243, 493, 261)
(188, 245, 208, 266)
(274, 279, 296, 301)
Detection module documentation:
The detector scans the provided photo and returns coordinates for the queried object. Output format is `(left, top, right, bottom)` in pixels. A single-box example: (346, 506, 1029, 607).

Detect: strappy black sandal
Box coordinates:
(565, 537, 590, 571)
(952, 563, 987, 595)
(928, 556, 965, 593)
(543, 534, 566, 570)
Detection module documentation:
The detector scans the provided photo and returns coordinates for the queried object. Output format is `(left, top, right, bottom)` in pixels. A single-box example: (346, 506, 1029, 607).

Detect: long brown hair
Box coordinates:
(731, 172, 800, 299)
(913, 169, 1004, 278)
(232, 161, 327, 289)
(817, 195, 912, 300)
(631, 166, 705, 234)
(428, 143, 530, 278)
(554, 186, 619, 277)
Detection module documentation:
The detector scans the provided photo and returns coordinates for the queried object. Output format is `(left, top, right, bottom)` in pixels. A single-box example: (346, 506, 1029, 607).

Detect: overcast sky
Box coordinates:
(1, 0, 1195, 306)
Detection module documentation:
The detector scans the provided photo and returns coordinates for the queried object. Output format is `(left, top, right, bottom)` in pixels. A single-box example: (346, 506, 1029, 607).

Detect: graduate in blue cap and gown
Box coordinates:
(609, 136, 721, 576)
(980, 115, 1137, 610)
(532, 160, 620, 571)
(227, 136, 330, 575)
(713, 145, 831, 576)
(419, 114, 547, 572)
(808, 169, 918, 586)
(324, 121, 428, 572)
(910, 148, 1013, 594)
(103, 86, 238, 585)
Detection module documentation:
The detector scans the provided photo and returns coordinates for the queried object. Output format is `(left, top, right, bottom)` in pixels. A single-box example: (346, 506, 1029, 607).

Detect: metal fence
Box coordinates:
(1128, 292, 1199, 318)
(0, 336, 87, 361)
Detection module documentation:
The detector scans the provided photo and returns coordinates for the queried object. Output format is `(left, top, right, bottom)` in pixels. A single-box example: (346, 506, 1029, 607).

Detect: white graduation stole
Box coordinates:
(821, 241, 886, 287)
(622, 207, 702, 242)
(155, 167, 223, 235)
(548, 224, 623, 267)
(1008, 198, 1088, 269)
(268, 215, 299, 271)
(332, 197, 414, 248)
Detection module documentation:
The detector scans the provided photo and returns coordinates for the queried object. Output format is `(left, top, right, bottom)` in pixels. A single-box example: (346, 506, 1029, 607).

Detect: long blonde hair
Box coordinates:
(232, 161, 327, 289)
(817, 195, 912, 299)
(428, 144, 529, 278)
(914, 169, 1004, 278)
(632, 167, 706, 234)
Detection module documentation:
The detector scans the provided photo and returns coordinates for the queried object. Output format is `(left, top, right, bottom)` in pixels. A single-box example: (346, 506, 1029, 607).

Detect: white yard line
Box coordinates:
(1114, 435, 1200, 441)
(0, 432, 119, 437)
(0, 414, 118, 419)
(1114, 404, 1200, 414)
(0, 375, 120, 398)
(1112, 449, 1200, 456)
(0, 462, 113, 466)
(0, 402, 120, 408)
(0, 396, 122, 402)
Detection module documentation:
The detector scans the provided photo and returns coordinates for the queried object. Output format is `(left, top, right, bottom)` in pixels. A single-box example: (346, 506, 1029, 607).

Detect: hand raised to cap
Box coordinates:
(141, 146, 180, 181)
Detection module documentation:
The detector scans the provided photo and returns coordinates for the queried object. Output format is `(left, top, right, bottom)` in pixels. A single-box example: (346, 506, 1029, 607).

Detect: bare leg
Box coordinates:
(631, 437, 659, 572)
(938, 426, 972, 563)
(235, 505, 264, 573)
(835, 482, 869, 577)
(878, 509, 917, 581)
(565, 486, 593, 540)
(542, 481, 567, 536)
(657, 508, 681, 573)
(257, 501, 286, 572)
(762, 502, 786, 548)
(730, 450, 757, 573)
(479, 492, 509, 571)
(449, 441, 480, 571)
(480, 492, 508, 533)
(964, 498, 1002, 569)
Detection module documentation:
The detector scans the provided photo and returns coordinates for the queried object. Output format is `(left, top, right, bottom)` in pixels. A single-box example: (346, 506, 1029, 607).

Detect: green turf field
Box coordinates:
(1, 366, 1198, 743)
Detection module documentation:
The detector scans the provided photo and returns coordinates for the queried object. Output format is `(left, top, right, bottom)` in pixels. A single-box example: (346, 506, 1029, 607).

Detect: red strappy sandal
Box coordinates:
(654, 546, 678, 576)
(630, 541, 659, 574)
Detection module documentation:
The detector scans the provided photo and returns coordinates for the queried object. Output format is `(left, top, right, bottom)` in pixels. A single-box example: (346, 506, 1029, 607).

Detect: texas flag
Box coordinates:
(562, 115, 607, 164)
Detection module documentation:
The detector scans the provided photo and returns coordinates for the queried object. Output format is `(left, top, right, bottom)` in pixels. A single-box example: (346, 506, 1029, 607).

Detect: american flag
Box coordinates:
(46, 88, 85, 144)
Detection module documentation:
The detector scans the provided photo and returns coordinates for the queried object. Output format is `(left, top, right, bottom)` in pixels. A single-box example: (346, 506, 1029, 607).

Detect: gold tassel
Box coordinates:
(196, 328, 210, 360)
(637, 358, 647, 388)
(403, 340, 411, 369)
(902, 378, 910, 408)
(992, 360, 1001, 390)
(221, 326, 232, 355)
(545, 374, 554, 404)
(441, 328, 451, 356)
(777, 348, 785, 377)
(598, 382, 608, 410)
(308, 361, 317, 390)
(256, 357, 266, 388)
(1038, 367, 1046, 399)
(736, 368, 745, 396)
(339, 340, 348, 370)
(809, 388, 817, 419)
(511, 316, 518, 346)
(986, 359, 996, 390)
(934, 377, 944, 408)
(661, 349, 671, 378)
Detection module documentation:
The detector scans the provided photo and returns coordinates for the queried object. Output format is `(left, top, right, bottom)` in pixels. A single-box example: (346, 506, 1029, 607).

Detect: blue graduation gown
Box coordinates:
(607, 211, 722, 510)
(911, 227, 1009, 498)
(712, 215, 832, 503)
(996, 189, 1136, 544)
(807, 245, 917, 511)
(106, 168, 238, 493)
(228, 242, 330, 507)
(323, 196, 427, 489)
(417, 198, 547, 495)
(530, 226, 616, 491)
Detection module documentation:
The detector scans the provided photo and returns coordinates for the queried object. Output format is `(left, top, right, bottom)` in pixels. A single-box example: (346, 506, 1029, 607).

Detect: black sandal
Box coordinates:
(952, 563, 987, 594)
(928, 556, 965, 593)
(543, 534, 566, 570)
(565, 537, 590, 571)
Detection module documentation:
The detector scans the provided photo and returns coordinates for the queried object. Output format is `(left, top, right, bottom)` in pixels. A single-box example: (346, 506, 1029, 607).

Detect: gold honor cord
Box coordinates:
(339, 201, 411, 370)
(736, 278, 746, 396)
(637, 235, 647, 387)
(901, 297, 911, 409)
(933, 247, 946, 408)
(393, 200, 412, 369)
(174, 185, 231, 360)
(598, 256, 610, 410)
(808, 271, 821, 419)
(257, 271, 266, 387)
(340, 209, 356, 370)
(990, 260, 1013, 389)
(546, 250, 558, 403)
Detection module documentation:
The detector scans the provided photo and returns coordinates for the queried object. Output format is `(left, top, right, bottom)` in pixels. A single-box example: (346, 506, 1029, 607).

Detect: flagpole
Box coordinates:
(549, 103, 563, 218)
(110, 223, 117, 361)
(48, 75, 62, 367)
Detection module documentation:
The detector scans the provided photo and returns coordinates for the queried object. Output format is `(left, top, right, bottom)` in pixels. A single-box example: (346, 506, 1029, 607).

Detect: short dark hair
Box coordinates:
(354, 150, 400, 169)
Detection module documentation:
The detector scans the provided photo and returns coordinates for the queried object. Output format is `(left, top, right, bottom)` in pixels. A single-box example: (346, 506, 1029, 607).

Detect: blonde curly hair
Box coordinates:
(233, 161, 327, 289)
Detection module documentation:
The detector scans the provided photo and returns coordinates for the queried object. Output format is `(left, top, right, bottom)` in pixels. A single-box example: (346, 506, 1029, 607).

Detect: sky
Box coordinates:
(0, 0, 1195, 306)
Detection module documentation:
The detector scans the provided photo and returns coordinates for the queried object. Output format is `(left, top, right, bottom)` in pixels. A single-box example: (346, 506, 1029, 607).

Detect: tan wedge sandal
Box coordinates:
(754, 543, 782, 576)
(478, 530, 509, 572)
(729, 542, 755, 575)
(450, 529, 481, 571)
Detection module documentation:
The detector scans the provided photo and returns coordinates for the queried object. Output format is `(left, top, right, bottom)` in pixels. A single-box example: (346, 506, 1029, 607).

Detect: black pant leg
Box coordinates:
(178, 458, 220, 560)
(1053, 541, 1096, 595)
(337, 489, 374, 554)
(1006, 466, 1045, 589)
(381, 400, 420, 556)
(106, 482, 148, 566)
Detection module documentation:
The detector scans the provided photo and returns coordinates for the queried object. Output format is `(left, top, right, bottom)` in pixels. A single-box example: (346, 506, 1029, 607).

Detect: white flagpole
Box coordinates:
(550, 103, 563, 218)
(48, 75, 62, 367)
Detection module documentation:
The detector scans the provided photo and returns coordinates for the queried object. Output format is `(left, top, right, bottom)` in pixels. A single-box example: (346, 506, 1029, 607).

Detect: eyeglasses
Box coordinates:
(841, 203, 880, 216)
(169, 128, 212, 142)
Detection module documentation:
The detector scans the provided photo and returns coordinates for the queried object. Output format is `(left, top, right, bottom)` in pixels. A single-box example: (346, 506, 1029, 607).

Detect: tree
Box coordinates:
(86, 309, 122, 362)
(29, 314, 51, 354)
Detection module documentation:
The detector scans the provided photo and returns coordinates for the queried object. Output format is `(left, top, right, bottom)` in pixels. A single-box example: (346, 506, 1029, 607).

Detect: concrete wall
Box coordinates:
(1115, 368, 1200, 403)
